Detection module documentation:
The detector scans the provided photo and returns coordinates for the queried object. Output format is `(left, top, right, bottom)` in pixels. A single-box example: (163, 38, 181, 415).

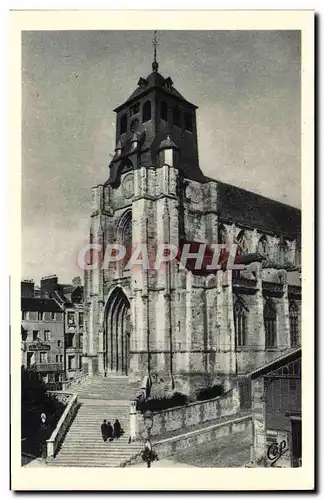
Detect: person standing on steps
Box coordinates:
(101, 419, 108, 442)
(113, 419, 121, 439)
(107, 422, 114, 442)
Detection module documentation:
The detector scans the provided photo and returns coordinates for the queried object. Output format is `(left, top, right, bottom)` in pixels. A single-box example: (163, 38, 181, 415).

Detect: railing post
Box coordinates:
(129, 400, 138, 440)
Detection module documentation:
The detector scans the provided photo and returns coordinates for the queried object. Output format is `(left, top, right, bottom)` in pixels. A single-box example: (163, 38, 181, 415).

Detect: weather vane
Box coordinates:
(152, 30, 159, 72)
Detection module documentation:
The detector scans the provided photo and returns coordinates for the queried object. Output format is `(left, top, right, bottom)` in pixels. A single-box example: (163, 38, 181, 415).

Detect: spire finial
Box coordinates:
(152, 30, 159, 72)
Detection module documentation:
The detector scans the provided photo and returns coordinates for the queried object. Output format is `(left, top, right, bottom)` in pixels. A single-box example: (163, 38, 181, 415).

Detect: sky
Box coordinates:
(22, 30, 301, 284)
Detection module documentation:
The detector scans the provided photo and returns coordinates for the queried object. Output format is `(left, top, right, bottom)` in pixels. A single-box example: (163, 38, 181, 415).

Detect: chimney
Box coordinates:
(40, 275, 58, 298)
(72, 276, 82, 286)
(21, 280, 34, 298)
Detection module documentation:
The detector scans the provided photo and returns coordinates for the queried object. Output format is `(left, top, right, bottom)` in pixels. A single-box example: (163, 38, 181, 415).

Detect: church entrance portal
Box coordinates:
(104, 288, 131, 375)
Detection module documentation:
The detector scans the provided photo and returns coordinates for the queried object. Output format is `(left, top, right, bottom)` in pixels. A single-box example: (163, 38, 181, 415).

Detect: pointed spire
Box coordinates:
(152, 30, 159, 72)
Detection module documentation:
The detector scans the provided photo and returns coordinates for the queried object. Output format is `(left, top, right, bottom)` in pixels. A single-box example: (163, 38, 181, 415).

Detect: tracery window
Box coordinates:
(236, 230, 249, 256)
(234, 298, 248, 347)
(264, 299, 277, 348)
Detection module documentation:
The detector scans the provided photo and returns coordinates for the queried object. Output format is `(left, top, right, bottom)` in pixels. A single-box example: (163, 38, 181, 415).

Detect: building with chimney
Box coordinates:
(83, 50, 301, 394)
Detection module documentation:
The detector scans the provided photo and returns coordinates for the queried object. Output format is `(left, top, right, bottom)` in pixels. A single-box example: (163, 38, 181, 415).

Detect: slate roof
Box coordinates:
(21, 297, 63, 312)
(114, 71, 196, 112)
(215, 181, 301, 238)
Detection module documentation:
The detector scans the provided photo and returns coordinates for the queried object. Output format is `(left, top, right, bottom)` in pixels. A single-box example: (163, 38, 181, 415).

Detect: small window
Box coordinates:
(54, 373, 60, 382)
(79, 333, 83, 349)
(37, 312, 44, 321)
(43, 330, 51, 341)
(60, 355, 63, 363)
(130, 102, 140, 116)
(68, 355, 75, 370)
(42, 373, 48, 384)
(160, 101, 168, 121)
(32, 330, 39, 341)
(120, 114, 127, 135)
(57, 340, 61, 347)
(51, 312, 56, 320)
(257, 235, 269, 257)
(79, 356, 83, 369)
(142, 100, 151, 123)
(40, 352, 48, 363)
(66, 333, 74, 348)
(68, 312, 75, 326)
(55, 355, 59, 363)
(184, 112, 193, 132)
(79, 313, 84, 327)
(22, 311, 27, 320)
(172, 105, 181, 127)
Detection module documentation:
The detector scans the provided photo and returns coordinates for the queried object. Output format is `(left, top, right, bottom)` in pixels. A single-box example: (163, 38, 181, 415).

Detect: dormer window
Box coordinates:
(160, 101, 168, 121)
(130, 102, 140, 116)
(172, 105, 181, 127)
(142, 100, 151, 123)
(120, 114, 127, 135)
(184, 112, 193, 132)
(164, 77, 173, 89)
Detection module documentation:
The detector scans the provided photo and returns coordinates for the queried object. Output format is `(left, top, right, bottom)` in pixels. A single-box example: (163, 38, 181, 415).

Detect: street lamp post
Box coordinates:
(142, 410, 158, 468)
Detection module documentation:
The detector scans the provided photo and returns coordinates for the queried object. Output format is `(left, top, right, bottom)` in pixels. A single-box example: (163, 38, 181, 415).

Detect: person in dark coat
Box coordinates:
(113, 419, 121, 439)
(107, 422, 114, 441)
(101, 419, 108, 442)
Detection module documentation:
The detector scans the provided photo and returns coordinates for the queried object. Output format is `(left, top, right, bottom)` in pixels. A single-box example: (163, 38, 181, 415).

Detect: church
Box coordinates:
(83, 47, 301, 394)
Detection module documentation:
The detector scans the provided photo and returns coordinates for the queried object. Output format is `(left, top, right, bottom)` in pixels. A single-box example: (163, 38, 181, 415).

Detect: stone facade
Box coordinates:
(83, 61, 301, 394)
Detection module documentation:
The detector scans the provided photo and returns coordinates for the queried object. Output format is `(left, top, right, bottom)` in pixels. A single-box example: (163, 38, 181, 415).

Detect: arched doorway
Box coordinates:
(104, 287, 131, 375)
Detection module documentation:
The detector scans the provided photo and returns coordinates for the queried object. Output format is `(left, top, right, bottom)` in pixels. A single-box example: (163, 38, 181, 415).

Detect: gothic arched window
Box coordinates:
(236, 230, 249, 256)
(120, 114, 127, 135)
(172, 105, 181, 127)
(160, 101, 168, 121)
(257, 235, 269, 258)
(142, 100, 151, 123)
(184, 112, 193, 132)
(234, 298, 248, 347)
(289, 301, 300, 347)
(264, 299, 277, 347)
(122, 212, 132, 249)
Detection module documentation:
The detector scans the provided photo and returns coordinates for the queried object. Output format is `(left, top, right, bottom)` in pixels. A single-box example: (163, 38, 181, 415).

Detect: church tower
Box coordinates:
(106, 33, 206, 187)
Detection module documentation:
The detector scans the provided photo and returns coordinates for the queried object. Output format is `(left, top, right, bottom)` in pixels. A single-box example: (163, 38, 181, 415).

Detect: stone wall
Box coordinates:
(137, 387, 240, 438)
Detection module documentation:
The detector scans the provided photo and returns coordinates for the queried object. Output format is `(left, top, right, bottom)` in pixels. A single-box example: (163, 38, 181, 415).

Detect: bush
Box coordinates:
(138, 391, 188, 412)
(195, 384, 224, 401)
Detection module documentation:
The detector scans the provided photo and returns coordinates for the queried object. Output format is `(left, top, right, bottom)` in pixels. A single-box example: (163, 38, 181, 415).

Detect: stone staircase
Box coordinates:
(50, 375, 143, 467)
(72, 375, 140, 400)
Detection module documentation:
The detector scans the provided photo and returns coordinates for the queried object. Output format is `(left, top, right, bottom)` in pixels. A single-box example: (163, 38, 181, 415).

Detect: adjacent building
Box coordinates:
(249, 348, 301, 467)
(21, 276, 84, 386)
(21, 280, 65, 388)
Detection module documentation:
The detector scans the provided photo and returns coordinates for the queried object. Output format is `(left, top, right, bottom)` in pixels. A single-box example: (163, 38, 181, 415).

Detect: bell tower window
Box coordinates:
(172, 105, 181, 127)
(120, 114, 127, 135)
(184, 112, 193, 132)
(160, 101, 168, 121)
(142, 100, 151, 123)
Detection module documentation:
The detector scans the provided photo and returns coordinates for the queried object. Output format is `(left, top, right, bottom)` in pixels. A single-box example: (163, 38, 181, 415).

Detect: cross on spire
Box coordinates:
(152, 30, 159, 72)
